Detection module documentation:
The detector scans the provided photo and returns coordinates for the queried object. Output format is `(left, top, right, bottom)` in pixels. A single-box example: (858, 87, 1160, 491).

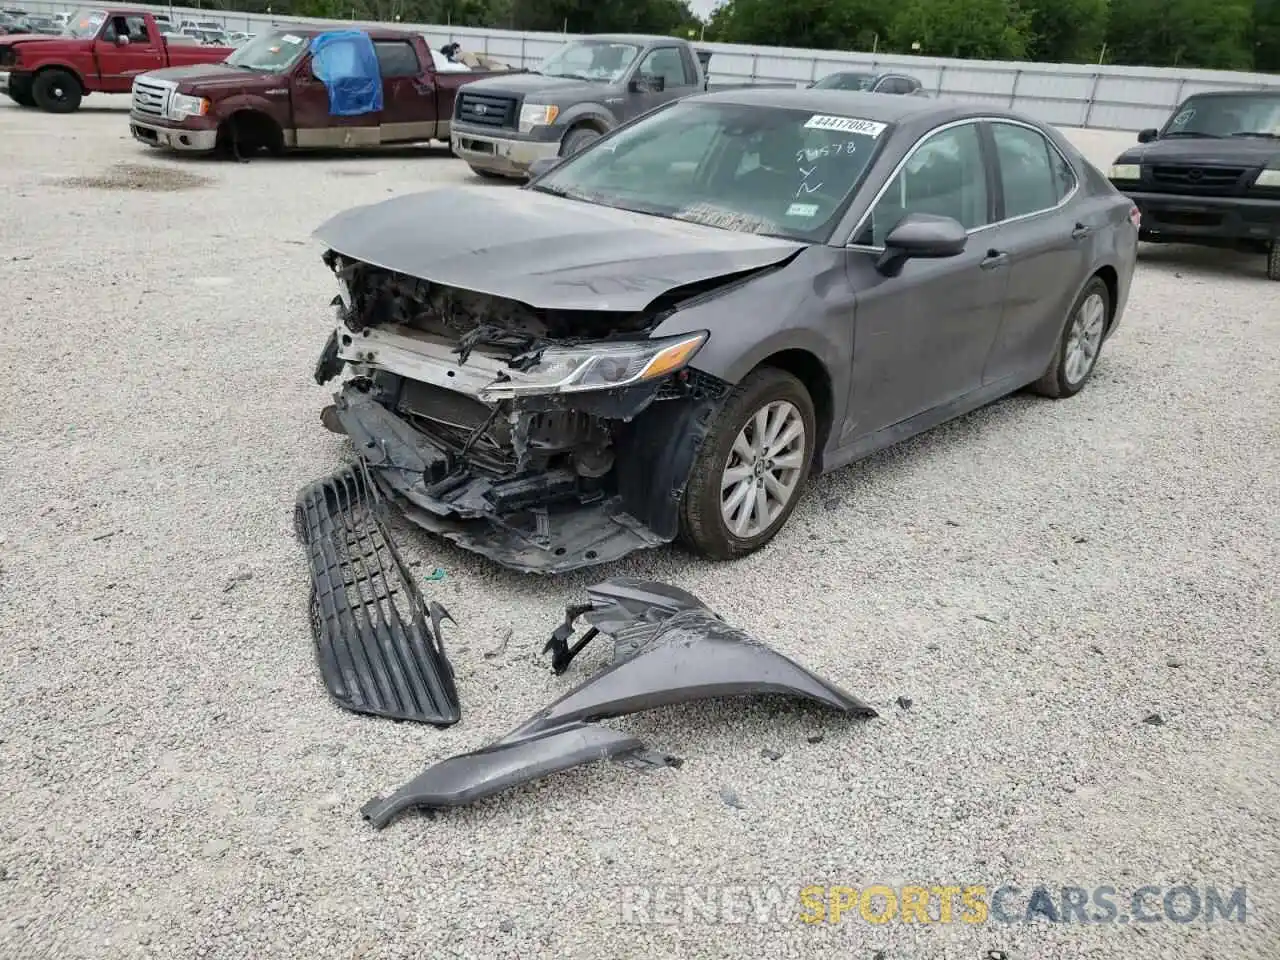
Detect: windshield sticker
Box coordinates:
(786, 203, 820, 218)
(804, 115, 887, 138)
(282, 33, 303, 44)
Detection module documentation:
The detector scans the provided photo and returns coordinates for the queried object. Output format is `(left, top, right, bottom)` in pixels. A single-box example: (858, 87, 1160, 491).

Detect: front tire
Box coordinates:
(468, 165, 510, 181)
(559, 126, 601, 157)
(31, 69, 82, 113)
(1030, 276, 1111, 399)
(679, 367, 816, 560)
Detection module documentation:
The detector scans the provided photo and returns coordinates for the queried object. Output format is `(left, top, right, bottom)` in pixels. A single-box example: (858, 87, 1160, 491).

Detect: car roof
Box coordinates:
(585, 34, 681, 44)
(255, 24, 420, 40)
(1179, 89, 1280, 98)
(690, 87, 977, 123)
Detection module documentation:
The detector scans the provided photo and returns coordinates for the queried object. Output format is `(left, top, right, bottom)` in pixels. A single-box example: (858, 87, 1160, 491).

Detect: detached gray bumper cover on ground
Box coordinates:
(361, 578, 877, 828)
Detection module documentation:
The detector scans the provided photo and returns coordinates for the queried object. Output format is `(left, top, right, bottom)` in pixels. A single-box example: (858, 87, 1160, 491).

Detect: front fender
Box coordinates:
(554, 102, 614, 134)
(361, 578, 877, 827)
(209, 91, 283, 124)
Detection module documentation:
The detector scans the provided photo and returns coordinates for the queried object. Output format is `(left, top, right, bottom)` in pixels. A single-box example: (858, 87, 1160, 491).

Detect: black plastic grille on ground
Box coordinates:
(295, 463, 461, 726)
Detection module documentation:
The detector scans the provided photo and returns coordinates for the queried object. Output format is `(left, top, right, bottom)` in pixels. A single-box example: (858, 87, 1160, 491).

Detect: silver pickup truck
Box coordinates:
(451, 33, 789, 179)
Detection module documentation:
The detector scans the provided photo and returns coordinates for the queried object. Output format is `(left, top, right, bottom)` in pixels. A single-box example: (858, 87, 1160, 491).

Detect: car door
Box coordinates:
(843, 120, 1010, 437)
(623, 46, 693, 121)
(94, 14, 163, 91)
(980, 120, 1091, 385)
(291, 41, 382, 148)
(373, 38, 434, 143)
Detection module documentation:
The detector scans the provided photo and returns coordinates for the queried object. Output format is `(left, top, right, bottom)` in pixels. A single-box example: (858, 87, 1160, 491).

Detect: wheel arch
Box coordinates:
(747, 349, 834, 471)
(32, 63, 85, 94)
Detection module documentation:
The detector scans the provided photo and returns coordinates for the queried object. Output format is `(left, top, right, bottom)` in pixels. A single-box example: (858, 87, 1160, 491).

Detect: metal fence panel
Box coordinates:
(8, 1, 1279, 131)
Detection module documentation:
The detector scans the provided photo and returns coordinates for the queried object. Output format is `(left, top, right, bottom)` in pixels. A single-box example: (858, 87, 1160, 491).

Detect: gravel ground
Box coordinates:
(0, 96, 1277, 960)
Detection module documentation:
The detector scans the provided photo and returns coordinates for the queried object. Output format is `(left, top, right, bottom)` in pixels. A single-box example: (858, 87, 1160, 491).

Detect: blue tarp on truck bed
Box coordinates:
(310, 30, 383, 117)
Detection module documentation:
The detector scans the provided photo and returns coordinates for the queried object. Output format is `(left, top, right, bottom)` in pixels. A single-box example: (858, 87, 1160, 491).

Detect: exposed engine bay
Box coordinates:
(315, 253, 732, 573)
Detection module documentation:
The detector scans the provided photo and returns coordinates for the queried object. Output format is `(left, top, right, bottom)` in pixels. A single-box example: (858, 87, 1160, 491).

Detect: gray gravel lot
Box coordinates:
(0, 96, 1277, 960)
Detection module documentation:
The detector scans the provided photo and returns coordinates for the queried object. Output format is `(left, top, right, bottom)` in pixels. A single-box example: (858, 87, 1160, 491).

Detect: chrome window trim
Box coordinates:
(844, 115, 1082, 250)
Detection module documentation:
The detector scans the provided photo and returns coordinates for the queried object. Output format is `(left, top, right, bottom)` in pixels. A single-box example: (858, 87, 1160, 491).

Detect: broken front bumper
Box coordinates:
(129, 115, 219, 152)
(362, 578, 878, 827)
(324, 361, 723, 574)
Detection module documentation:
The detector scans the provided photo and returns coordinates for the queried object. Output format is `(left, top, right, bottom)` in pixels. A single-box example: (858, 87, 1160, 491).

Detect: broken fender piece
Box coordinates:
(362, 578, 875, 827)
(296, 464, 461, 726)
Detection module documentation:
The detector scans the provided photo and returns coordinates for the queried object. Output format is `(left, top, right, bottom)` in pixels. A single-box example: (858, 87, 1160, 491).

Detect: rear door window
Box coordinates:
(991, 122, 1064, 219)
(373, 40, 421, 78)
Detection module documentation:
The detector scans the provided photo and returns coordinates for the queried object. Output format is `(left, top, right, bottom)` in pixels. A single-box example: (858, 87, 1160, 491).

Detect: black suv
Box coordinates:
(1107, 89, 1280, 280)
(807, 71, 927, 96)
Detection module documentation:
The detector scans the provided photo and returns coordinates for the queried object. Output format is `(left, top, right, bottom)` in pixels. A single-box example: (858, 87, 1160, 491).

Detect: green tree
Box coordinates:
(886, 0, 1032, 59)
(1255, 0, 1280, 70)
(1105, 0, 1254, 69)
(706, 0, 887, 52)
(1024, 0, 1108, 63)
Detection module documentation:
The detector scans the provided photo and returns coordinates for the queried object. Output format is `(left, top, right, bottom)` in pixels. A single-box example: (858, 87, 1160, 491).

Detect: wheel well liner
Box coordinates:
(1092, 264, 1119, 329)
(221, 109, 284, 148)
(752, 349, 834, 466)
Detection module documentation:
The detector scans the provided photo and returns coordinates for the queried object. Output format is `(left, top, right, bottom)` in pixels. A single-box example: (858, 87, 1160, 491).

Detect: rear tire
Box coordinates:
(559, 126, 601, 157)
(1030, 276, 1111, 399)
(1268, 240, 1280, 282)
(678, 367, 816, 560)
(31, 69, 82, 113)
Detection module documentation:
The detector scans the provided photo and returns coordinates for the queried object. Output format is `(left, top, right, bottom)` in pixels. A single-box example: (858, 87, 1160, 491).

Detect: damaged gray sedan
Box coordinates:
(312, 88, 1138, 573)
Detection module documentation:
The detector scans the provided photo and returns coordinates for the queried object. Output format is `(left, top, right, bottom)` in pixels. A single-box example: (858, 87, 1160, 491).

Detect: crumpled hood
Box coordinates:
(1116, 136, 1280, 167)
(313, 186, 805, 312)
(456, 70, 604, 101)
(0, 33, 63, 46)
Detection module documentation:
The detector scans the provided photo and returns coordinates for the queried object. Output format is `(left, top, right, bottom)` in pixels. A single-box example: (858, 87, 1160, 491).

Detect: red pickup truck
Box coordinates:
(0, 7, 231, 113)
(129, 28, 514, 157)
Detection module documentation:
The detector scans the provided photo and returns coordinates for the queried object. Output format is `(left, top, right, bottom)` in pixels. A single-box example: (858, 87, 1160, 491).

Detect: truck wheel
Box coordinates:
(468, 166, 510, 181)
(559, 127, 601, 157)
(1268, 241, 1280, 282)
(32, 70, 82, 114)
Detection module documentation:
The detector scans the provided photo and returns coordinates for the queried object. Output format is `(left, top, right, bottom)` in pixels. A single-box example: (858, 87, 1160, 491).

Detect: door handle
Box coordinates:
(1071, 222, 1093, 240)
(980, 250, 1009, 270)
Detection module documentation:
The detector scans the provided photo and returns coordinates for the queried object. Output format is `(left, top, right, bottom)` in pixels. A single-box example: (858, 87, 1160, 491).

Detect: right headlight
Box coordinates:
(518, 102, 559, 133)
(478, 331, 708, 399)
(1254, 169, 1280, 188)
(1109, 163, 1141, 181)
(167, 92, 209, 120)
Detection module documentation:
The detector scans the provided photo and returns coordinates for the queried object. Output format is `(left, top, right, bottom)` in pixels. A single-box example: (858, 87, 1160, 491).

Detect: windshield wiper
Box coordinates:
(1162, 131, 1221, 139)
(546, 72, 593, 81)
(1229, 131, 1280, 139)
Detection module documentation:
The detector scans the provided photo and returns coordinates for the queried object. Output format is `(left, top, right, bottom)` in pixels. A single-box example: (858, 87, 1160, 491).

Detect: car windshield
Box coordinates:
(64, 8, 106, 38)
(530, 100, 889, 242)
(225, 30, 309, 72)
(538, 39, 640, 82)
(1162, 93, 1280, 139)
(812, 72, 878, 91)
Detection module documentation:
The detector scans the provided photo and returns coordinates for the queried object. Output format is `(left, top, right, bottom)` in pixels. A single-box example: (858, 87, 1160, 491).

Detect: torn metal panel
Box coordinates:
(313, 186, 804, 312)
(296, 464, 461, 726)
(362, 578, 876, 827)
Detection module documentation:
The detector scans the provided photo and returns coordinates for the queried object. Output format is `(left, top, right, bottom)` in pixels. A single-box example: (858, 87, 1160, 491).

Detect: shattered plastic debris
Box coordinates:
(361, 578, 876, 828)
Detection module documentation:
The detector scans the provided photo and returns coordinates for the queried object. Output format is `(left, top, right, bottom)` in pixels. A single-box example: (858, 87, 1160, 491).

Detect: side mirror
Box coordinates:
(527, 156, 561, 179)
(1137, 128, 1158, 143)
(874, 213, 967, 277)
(629, 74, 664, 93)
(115, 34, 129, 46)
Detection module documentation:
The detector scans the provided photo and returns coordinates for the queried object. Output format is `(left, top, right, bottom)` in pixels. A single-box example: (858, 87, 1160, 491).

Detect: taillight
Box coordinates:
(1128, 204, 1141, 229)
